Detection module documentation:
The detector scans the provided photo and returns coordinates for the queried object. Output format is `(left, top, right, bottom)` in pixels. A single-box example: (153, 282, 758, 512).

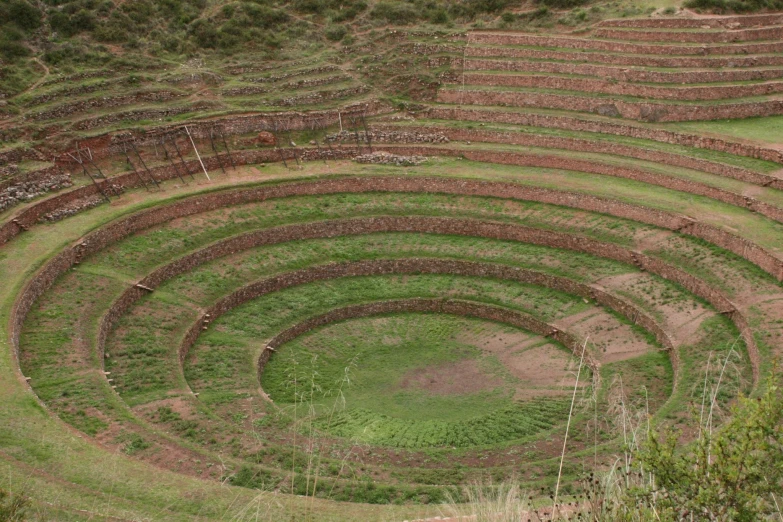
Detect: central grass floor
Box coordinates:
(262, 313, 574, 448)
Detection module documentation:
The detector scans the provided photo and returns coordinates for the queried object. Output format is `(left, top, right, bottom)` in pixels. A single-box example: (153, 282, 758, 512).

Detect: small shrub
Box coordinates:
(0, 488, 28, 522)
(120, 433, 151, 455)
(370, 1, 419, 24)
(426, 7, 449, 23)
(228, 465, 276, 490)
(635, 370, 783, 521)
(537, 0, 586, 7)
(325, 24, 348, 41)
(8, 0, 41, 31)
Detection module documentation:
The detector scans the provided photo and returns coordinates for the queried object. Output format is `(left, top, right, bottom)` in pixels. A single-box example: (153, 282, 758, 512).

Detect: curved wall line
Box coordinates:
(468, 32, 783, 56)
(592, 25, 783, 44)
(597, 14, 783, 29)
(427, 106, 783, 163)
(464, 45, 783, 69)
(12, 183, 765, 398)
(99, 257, 676, 380)
(255, 297, 598, 380)
(156, 217, 748, 378)
(463, 60, 783, 85)
(372, 125, 783, 190)
(437, 89, 783, 123)
(4, 169, 783, 291)
(458, 74, 783, 102)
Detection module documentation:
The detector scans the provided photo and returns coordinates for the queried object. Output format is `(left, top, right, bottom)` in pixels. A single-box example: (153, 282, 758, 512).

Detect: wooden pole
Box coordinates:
(185, 126, 210, 181)
(208, 129, 226, 174)
(171, 134, 196, 180)
(161, 138, 188, 184)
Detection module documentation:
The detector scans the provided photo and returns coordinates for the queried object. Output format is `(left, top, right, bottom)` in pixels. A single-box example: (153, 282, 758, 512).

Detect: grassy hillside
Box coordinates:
(0, 0, 671, 97)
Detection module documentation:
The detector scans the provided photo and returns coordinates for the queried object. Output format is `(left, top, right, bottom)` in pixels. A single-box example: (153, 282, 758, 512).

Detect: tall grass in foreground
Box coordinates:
(221, 334, 780, 521)
(0, 488, 28, 522)
(439, 363, 783, 522)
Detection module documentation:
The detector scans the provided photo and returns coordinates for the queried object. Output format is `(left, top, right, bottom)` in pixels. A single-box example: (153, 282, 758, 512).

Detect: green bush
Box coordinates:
(228, 465, 277, 490)
(325, 23, 348, 41)
(71, 8, 97, 31)
(188, 18, 218, 48)
(0, 488, 28, 522)
(8, 0, 41, 30)
(537, 0, 586, 7)
(370, 1, 420, 24)
(449, 0, 518, 20)
(48, 10, 78, 36)
(0, 38, 29, 61)
(242, 3, 289, 28)
(636, 371, 783, 521)
(427, 7, 449, 23)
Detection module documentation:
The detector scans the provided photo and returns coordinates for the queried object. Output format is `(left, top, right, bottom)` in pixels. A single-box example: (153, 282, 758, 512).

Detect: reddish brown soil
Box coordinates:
(398, 359, 504, 395)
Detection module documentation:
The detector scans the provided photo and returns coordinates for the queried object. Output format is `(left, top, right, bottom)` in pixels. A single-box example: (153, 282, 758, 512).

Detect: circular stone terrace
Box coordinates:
(2, 12, 783, 521)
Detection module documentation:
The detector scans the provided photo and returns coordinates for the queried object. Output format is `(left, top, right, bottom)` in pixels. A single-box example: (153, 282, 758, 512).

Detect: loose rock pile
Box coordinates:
(353, 151, 427, 166)
(326, 129, 449, 144)
(1, 173, 73, 212)
(39, 193, 105, 222)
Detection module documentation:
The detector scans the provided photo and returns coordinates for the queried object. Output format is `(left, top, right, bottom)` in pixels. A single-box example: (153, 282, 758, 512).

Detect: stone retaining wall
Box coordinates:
(4, 166, 783, 288)
(69, 100, 389, 160)
(465, 45, 783, 68)
(459, 72, 783, 100)
(258, 298, 598, 378)
(222, 75, 347, 97)
(468, 32, 783, 56)
(0, 166, 72, 213)
(244, 65, 339, 83)
(0, 147, 46, 166)
(437, 89, 783, 122)
(426, 107, 783, 162)
(31, 91, 184, 122)
(99, 254, 675, 378)
(12, 192, 761, 399)
(597, 14, 783, 29)
(374, 125, 779, 188)
(592, 25, 783, 43)
(72, 102, 220, 132)
(374, 144, 783, 226)
(465, 59, 783, 84)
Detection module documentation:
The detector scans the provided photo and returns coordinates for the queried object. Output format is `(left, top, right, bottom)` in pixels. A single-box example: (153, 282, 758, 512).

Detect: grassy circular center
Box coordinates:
(262, 313, 576, 448)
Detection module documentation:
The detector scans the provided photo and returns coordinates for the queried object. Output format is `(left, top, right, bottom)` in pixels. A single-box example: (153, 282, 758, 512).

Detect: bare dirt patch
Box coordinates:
(596, 272, 714, 345)
(555, 308, 653, 363)
(397, 359, 503, 396)
(458, 329, 577, 399)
